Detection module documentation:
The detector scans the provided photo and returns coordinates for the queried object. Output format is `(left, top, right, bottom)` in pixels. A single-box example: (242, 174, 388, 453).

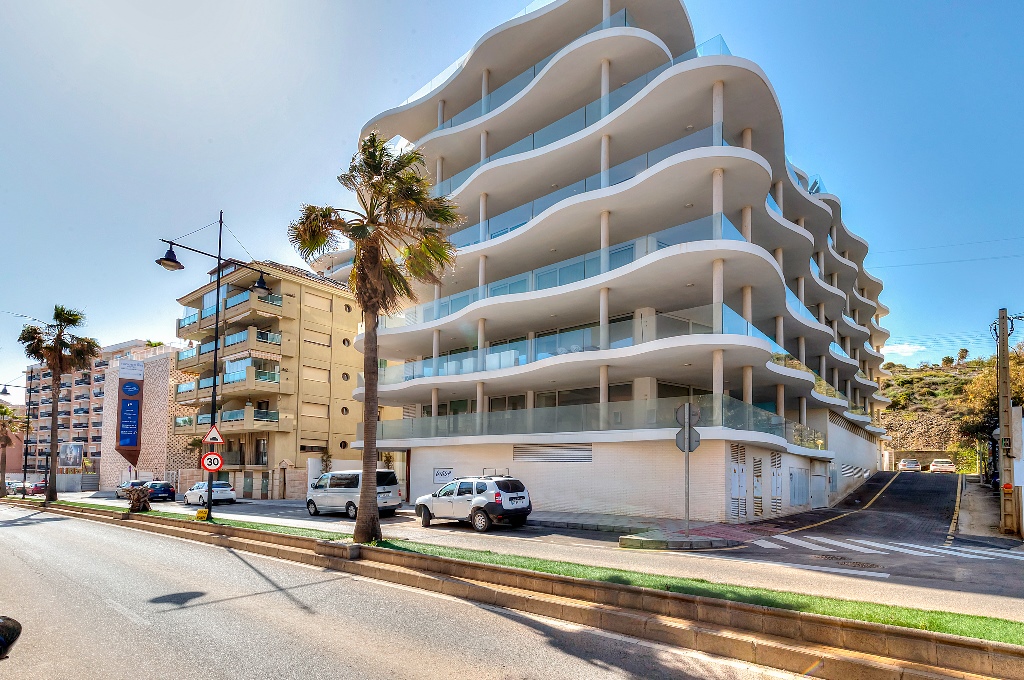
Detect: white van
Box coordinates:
(307, 469, 402, 519)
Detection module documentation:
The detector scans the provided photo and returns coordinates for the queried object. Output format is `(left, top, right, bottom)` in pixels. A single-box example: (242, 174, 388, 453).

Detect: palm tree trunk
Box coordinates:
(46, 364, 60, 502)
(353, 307, 382, 543)
(0, 442, 7, 498)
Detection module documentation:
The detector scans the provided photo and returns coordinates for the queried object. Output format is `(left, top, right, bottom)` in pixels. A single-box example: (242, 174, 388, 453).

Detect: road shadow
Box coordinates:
(149, 591, 206, 607)
(0, 511, 68, 529)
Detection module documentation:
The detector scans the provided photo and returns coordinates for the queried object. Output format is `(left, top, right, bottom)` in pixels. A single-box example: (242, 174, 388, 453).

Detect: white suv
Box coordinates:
(415, 476, 532, 532)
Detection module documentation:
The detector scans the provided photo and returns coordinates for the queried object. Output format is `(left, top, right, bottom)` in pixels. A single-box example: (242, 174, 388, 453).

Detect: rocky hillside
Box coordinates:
(877, 360, 987, 451)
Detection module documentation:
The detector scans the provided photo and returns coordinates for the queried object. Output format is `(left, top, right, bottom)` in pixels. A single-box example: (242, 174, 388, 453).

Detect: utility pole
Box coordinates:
(996, 308, 1018, 535)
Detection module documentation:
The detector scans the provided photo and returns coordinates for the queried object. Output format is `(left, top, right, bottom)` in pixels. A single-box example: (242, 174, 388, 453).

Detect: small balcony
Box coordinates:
(220, 406, 293, 434)
(91, 436, 102, 443)
(197, 291, 293, 333)
(93, 360, 109, 369)
(174, 365, 291, 403)
(74, 378, 91, 386)
(176, 326, 288, 372)
(93, 375, 105, 384)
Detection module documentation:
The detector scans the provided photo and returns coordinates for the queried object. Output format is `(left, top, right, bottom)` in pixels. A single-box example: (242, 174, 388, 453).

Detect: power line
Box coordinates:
(873, 235, 1024, 255)
(223, 222, 256, 262)
(172, 220, 219, 242)
(871, 252, 1024, 270)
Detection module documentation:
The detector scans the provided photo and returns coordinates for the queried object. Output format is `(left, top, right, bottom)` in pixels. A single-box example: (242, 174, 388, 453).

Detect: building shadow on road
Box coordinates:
(149, 591, 206, 607)
(0, 511, 68, 529)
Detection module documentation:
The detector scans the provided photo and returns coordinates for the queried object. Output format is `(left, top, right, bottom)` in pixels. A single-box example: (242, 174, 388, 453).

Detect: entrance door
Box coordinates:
(810, 474, 828, 508)
(434, 482, 456, 517)
(243, 471, 254, 499)
(452, 481, 475, 520)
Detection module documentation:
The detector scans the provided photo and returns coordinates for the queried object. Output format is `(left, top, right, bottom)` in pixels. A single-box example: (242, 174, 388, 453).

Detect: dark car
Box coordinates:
(144, 481, 176, 502)
(29, 481, 47, 495)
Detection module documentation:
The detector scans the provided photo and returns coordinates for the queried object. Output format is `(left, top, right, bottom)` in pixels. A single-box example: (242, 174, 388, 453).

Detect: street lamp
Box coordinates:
(0, 378, 32, 500)
(155, 211, 270, 521)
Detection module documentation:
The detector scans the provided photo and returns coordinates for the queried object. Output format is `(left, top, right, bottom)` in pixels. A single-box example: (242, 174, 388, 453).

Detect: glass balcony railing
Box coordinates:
(809, 256, 822, 281)
(254, 409, 279, 422)
(223, 370, 246, 385)
(379, 303, 810, 385)
(365, 393, 824, 450)
(176, 382, 195, 394)
(197, 413, 212, 425)
(441, 117, 724, 223)
(201, 304, 217, 319)
(177, 347, 197, 361)
(813, 375, 847, 402)
(807, 175, 828, 195)
(766, 192, 782, 216)
(256, 330, 282, 345)
(785, 287, 821, 326)
(386, 212, 739, 329)
(325, 257, 354, 276)
(225, 291, 250, 310)
(221, 409, 245, 422)
(437, 9, 635, 132)
(198, 376, 218, 389)
(829, 342, 852, 361)
(174, 416, 194, 427)
(224, 330, 248, 347)
(846, 403, 868, 416)
(255, 370, 280, 383)
(179, 313, 199, 328)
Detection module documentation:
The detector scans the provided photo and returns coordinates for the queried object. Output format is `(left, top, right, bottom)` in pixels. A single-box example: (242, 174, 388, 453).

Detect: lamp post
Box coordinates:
(156, 211, 270, 520)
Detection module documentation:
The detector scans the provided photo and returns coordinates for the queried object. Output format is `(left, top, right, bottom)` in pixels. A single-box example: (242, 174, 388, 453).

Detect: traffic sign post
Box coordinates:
(675, 404, 702, 538)
(201, 452, 224, 473)
(200, 425, 224, 521)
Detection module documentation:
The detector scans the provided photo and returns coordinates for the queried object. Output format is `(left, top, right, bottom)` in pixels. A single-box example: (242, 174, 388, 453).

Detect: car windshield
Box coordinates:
(376, 471, 399, 487)
(495, 479, 526, 493)
(213, 482, 231, 488)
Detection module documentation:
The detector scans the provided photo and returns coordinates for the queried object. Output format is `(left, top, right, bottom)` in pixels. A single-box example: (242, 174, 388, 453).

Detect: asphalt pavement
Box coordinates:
(25, 471, 1024, 623)
(0, 504, 798, 680)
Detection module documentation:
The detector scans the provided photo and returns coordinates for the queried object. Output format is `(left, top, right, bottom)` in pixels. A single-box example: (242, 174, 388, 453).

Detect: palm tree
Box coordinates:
(0, 404, 29, 498)
(288, 132, 459, 542)
(18, 306, 100, 502)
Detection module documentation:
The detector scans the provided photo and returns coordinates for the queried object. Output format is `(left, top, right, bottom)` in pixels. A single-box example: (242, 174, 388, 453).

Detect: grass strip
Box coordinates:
(377, 538, 1024, 646)
(9, 498, 351, 542)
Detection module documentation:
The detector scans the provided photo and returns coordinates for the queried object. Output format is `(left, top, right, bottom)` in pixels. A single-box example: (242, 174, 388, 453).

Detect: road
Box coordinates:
(0, 504, 798, 679)
(30, 471, 1024, 622)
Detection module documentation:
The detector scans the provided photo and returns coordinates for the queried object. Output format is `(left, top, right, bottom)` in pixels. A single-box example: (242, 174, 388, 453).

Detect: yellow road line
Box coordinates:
(778, 471, 901, 535)
(944, 473, 964, 547)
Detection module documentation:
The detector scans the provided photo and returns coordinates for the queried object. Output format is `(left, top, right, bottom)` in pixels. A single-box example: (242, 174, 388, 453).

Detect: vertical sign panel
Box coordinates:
(115, 359, 145, 467)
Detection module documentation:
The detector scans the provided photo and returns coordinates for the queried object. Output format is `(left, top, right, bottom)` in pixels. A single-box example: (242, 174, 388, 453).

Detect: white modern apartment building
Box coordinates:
(331, 0, 891, 522)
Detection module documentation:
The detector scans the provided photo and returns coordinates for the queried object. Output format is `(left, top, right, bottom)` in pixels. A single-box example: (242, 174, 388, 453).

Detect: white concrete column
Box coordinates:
(526, 390, 535, 409)
(797, 277, 805, 304)
(817, 302, 825, 325)
(741, 206, 751, 241)
(478, 254, 487, 289)
(600, 210, 610, 272)
(602, 0, 611, 20)
(742, 366, 753, 404)
(634, 307, 656, 344)
(831, 318, 838, 338)
(799, 396, 807, 425)
(817, 250, 825, 277)
(433, 284, 441, 320)
(477, 318, 486, 368)
(742, 128, 752, 150)
(798, 336, 806, 365)
(854, 388, 861, 404)
(712, 349, 724, 394)
(600, 59, 610, 118)
(432, 329, 441, 376)
(476, 381, 485, 413)
(844, 336, 851, 355)
(712, 258, 724, 333)
(773, 248, 783, 267)
(600, 365, 609, 403)
(775, 316, 784, 345)
(481, 69, 490, 114)
(819, 355, 827, 381)
(712, 80, 724, 143)
(776, 384, 785, 416)
(478, 193, 488, 242)
(773, 181, 783, 212)
(527, 330, 536, 362)
(830, 272, 838, 288)
(845, 379, 852, 401)
(435, 157, 443, 184)
(431, 388, 439, 417)
(712, 168, 724, 213)
(742, 285, 752, 324)
(599, 287, 610, 350)
(600, 135, 611, 188)
(796, 217, 805, 230)
(832, 366, 839, 390)
(480, 130, 488, 162)
(437, 100, 445, 128)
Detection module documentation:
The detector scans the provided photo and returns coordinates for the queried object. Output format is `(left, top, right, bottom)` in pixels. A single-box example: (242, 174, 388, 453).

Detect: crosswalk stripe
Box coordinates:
(751, 539, 785, 549)
(943, 546, 1024, 561)
(801, 536, 887, 554)
(894, 543, 995, 559)
(773, 535, 835, 551)
(847, 540, 940, 556)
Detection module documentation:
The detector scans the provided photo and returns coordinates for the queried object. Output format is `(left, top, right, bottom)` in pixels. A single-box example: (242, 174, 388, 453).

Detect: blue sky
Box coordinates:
(1, 0, 1021, 403)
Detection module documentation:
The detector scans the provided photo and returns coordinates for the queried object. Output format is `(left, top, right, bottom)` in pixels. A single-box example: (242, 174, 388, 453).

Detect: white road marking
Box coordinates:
(847, 540, 940, 556)
(801, 537, 887, 554)
(943, 546, 1024, 561)
(677, 552, 889, 578)
(104, 598, 151, 627)
(894, 543, 995, 559)
(772, 535, 835, 551)
(751, 539, 785, 549)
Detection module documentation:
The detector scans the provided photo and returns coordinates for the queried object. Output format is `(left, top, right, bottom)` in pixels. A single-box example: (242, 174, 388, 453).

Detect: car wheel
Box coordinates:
(471, 509, 492, 533)
(346, 502, 357, 520)
(419, 506, 431, 527)
(510, 516, 527, 528)
(183, 496, 190, 506)
(229, 499, 236, 504)
(307, 500, 319, 516)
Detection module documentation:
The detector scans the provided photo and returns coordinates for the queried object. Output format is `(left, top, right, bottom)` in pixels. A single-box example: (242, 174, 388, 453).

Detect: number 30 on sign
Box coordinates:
(201, 453, 223, 472)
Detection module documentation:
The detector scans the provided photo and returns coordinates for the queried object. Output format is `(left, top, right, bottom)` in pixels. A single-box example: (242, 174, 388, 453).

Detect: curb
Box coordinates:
(6, 499, 1018, 679)
(618, 533, 741, 550)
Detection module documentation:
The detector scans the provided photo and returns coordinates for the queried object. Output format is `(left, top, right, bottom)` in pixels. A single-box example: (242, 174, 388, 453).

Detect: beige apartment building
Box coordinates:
(173, 260, 375, 499)
(24, 339, 150, 480)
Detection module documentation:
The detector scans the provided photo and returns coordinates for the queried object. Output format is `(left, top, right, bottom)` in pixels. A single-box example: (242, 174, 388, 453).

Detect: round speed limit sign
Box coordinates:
(201, 452, 224, 472)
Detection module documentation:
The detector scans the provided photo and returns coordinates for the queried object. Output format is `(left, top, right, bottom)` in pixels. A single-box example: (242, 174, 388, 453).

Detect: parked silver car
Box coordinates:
(306, 470, 402, 519)
(415, 476, 531, 532)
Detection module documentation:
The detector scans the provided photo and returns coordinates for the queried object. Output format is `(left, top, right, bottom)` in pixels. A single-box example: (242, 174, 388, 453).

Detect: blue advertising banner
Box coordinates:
(119, 398, 140, 447)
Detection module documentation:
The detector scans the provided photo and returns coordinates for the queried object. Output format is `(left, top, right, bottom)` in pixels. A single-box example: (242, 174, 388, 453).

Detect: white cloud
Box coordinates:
(884, 343, 928, 358)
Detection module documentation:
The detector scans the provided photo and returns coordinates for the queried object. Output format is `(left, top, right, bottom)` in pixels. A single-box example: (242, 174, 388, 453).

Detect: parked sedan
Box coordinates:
(29, 481, 47, 495)
(897, 458, 922, 472)
(144, 481, 176, 501)
(183, 481, 236, 505)
(114, 480, 147, 499)
(929, 459, 956, 474)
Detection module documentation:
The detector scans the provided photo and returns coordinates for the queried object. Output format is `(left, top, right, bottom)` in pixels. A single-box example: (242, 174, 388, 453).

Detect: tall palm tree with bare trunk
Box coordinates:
(0, 403, 29, 498)
(18, 306, 100, 502)
(289, 132, 459, 543)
